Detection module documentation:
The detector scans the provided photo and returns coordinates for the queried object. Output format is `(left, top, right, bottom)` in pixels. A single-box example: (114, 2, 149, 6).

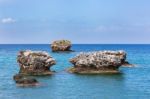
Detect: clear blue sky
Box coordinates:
(0, 0, 150, 44)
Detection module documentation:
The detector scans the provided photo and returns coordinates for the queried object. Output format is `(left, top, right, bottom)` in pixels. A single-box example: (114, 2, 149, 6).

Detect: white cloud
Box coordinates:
(1, 17, 16, 24)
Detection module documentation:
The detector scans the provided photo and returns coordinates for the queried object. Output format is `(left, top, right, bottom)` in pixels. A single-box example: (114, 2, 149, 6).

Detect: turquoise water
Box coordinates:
(0, 44, 150, 99)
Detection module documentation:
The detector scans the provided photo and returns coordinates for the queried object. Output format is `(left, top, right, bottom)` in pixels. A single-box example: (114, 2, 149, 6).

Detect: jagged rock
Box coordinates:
(68, 50, 130, 74)
(17, 50, 56, 76)
(13, 74, 39, 87)
(51, 40, 72, 52)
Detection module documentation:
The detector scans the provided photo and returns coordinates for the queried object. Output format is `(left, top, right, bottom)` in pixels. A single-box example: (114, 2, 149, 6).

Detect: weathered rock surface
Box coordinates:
(17, 50, 56, 76)
(68, 50, 130, 74)
(51, 40, 72, 52)
(13, 74, 39, 87)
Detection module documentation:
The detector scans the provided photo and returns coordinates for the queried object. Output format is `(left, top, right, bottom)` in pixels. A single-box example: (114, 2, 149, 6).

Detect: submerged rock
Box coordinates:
(17, 50, 56, 76)
(13, 74, 25, 81)
(13, 74, 39, 87)
(68, 50, 130, 74)
(121, 61, 134, 67)
(51, 40, 72, 52)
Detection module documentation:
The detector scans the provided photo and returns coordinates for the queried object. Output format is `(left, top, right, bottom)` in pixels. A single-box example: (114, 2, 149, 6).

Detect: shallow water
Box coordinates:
(0, 44, 150, 99)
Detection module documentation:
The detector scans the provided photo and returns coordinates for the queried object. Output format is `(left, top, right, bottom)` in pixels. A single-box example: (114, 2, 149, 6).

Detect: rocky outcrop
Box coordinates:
(13, 74, 39, 87)
(68, 50, 130, 74)
(17, 50, 56, 76)
(51, 40, 72, 52)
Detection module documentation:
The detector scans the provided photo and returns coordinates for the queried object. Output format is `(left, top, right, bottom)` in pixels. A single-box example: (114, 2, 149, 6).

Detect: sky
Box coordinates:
(0, 0, 150, 44)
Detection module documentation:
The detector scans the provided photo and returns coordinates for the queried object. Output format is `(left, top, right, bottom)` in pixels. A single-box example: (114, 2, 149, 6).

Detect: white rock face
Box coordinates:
(70, 50, 127, 68)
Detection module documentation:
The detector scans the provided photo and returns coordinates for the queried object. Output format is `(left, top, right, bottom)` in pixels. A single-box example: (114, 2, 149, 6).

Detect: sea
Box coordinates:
(0, 44, 150, 99)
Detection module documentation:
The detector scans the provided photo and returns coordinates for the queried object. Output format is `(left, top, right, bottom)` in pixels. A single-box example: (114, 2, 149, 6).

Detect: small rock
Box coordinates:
(13, 74, 39, 87)
(51, 40, 72, 52)
(13, 74, 24, 81)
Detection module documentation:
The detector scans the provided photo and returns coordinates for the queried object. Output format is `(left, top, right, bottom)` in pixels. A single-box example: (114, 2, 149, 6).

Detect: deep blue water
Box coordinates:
(0, 44, 150, 99)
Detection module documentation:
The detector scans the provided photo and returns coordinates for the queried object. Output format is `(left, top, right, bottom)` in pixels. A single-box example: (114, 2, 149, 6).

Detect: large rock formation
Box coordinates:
(68, 50, 130, 74)
(51, 40, 72, 52)
(17, 50, 56, 76)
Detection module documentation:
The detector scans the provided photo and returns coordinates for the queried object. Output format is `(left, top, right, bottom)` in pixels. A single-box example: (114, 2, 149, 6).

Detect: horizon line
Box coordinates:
(0, 43, 150, 45)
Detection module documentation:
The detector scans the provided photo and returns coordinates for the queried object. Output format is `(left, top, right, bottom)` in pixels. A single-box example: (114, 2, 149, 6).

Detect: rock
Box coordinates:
(51, 40, 72, 52)
(13, 74, 25, 81)
(16, 78, 39, 86)
(13, 74, 39, 87)
(68, 50, 130, 74)
(122, 61, 134, 67)
(17, 50, 56, 76)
